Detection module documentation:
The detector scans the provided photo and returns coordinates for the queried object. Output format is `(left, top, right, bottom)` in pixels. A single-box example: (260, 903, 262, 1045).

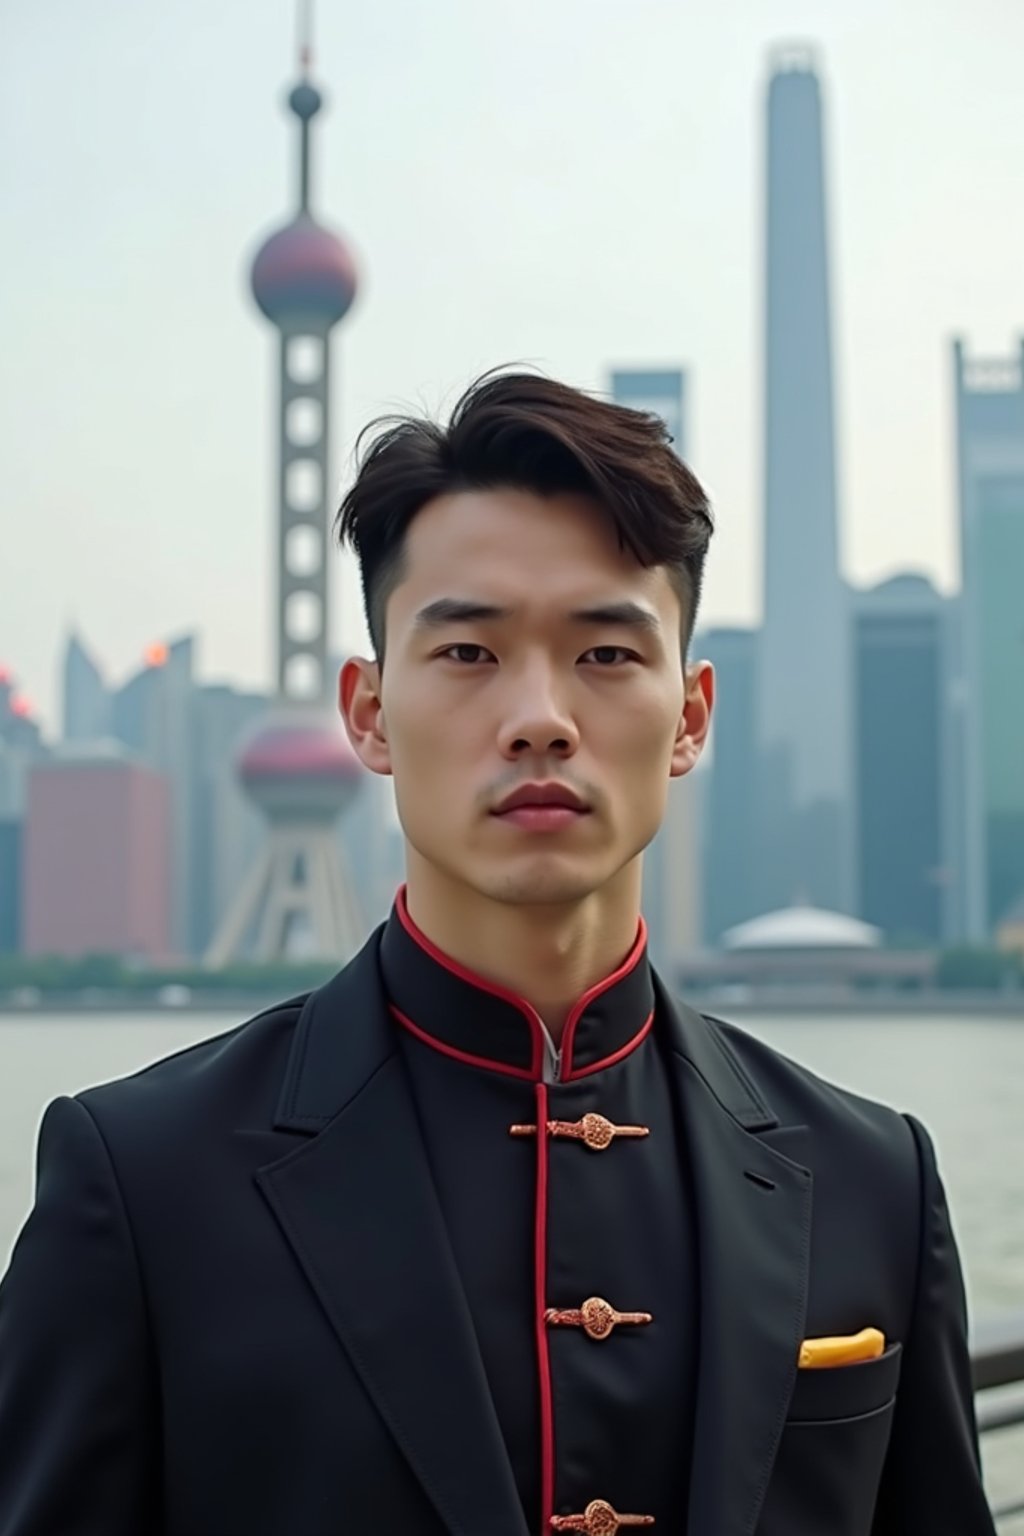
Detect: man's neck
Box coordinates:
(401, 861, 643, 1046)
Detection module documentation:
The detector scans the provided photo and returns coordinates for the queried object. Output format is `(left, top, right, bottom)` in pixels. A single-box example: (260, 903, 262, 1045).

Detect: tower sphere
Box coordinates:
(239, 716, 363, 784)
(238, 713, 363, 821)
(250, 213, 358, 329)
(288, 81, 322, 119)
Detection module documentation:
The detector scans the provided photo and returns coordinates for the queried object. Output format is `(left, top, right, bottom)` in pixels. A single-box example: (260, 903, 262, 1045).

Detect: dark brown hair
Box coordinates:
(335, 369, 714, 662)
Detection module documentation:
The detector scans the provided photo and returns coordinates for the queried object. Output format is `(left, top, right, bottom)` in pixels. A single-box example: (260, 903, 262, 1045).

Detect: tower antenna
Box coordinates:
(297, 0, 314, 78)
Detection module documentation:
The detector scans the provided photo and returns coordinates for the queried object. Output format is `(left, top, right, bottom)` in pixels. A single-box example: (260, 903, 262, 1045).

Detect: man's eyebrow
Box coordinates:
(412, 598, 512, 629)
(411, 597, 662, 633)
(568, 601, 662, 633)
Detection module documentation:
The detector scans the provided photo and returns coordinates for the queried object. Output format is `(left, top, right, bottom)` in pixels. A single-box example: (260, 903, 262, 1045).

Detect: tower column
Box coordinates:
(204, 23, 363, 969)
(278, 328, 332, 704)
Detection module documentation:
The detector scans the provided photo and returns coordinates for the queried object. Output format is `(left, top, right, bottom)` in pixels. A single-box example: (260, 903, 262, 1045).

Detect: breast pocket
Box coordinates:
(756, 1345, 903, 1536)
(786, 1340, 902, 1424)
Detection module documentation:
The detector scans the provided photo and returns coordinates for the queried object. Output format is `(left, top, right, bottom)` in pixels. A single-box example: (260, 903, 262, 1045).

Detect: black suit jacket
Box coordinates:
(0, 931, 994, 1535)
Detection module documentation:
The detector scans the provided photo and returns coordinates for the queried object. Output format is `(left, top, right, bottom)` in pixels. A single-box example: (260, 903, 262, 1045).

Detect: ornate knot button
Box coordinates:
(509, 1113, 650, 1151)
(550, 1498, 655, 1533)
(545, 1296, 653, 1341)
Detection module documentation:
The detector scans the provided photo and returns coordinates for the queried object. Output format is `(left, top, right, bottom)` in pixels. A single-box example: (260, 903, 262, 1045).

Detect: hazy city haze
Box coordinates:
(2, 0, 1022, 727)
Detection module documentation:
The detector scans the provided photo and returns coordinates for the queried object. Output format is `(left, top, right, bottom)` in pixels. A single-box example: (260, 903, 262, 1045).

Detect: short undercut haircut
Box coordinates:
(335, 369, 714, 663)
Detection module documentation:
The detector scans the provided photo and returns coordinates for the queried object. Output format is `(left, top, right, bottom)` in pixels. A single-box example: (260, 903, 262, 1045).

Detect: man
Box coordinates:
(0, 373, 993, 1535)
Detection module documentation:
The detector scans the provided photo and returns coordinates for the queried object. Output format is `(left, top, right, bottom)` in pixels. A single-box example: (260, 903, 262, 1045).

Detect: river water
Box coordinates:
(1, 1007, 1022, 1514)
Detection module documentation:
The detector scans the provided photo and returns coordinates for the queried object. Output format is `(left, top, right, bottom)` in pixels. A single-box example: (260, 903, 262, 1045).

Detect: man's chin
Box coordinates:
(476, 862, 607, 909)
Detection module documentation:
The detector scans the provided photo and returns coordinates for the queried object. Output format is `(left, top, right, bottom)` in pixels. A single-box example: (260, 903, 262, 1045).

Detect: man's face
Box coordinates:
(340, 487, 712, 909)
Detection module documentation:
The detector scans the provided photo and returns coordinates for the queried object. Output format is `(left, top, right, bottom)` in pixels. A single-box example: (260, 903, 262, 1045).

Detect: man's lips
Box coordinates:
(492, 783, 589, 814)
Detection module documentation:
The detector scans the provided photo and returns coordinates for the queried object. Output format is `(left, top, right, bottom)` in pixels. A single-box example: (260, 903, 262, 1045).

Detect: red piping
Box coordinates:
(565, 1009, 656, 1081)
(533, 1082, 555, 1534)
(558, 914, 648, 1078)
(390, 1005, 536, 1081)
(395, 887, 653, 1082)
(396, 886, 545, 1076)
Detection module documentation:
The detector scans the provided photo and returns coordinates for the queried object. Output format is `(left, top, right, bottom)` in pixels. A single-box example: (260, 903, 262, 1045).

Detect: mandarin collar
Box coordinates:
(379, 887, 655, 1082)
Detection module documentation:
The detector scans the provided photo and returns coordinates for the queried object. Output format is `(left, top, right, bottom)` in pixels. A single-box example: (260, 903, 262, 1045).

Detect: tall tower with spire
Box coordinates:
(755, 46, 852, 915)
(205, 9, 365, 966)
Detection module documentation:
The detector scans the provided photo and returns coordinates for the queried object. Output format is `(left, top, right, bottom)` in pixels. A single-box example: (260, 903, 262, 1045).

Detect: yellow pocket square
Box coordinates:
(798, 1327, 886, 1370)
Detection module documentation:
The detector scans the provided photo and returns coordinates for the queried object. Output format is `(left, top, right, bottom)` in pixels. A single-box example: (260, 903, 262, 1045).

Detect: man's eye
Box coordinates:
(440, 643, 493, 664)
(583, 646, 636, 665)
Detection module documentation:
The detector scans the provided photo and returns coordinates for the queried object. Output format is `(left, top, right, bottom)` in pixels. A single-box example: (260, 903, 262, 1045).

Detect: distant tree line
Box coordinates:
(0, 947, 1022, 996)
(933, 947, 1024, 990)
(0, 953, 337, 996)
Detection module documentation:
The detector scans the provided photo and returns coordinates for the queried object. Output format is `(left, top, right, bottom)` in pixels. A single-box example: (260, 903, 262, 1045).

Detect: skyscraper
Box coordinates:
(757, 48, 851, 914)
(111, 635, 200, 958)
(608, 369, 686, 455)
(607, 369, 700, 967)
(699, 626, 760, 944)
(953, 338, 1024, 935)
(0, 672, 29, 953)
(191, 682, 269, 953)
(62, 631, 110, 743)
(852, 576, 945, 943)
(940, 593, 969, 943)
(1, 669, 49, 953)
(0, 668, 45, 763)
(55, 632, 287, 961)
(23, 747, 171, 961)
(0, 814, 19, 954)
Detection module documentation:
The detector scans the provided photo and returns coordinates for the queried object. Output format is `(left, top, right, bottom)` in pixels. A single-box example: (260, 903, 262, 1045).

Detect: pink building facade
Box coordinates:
(23, 756, 171, 961)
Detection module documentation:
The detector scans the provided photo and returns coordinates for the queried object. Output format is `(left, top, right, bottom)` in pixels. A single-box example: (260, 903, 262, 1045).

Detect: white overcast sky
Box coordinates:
(2, 0, 1022, 729)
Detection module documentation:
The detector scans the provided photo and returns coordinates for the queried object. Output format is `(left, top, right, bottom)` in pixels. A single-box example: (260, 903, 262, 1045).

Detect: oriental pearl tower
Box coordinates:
(205, 11, 364, 966)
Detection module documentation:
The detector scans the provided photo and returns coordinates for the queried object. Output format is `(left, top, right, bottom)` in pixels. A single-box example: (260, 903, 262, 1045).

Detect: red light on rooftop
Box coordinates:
(145, 643, 169, 668)
(10, 695, 32, 718)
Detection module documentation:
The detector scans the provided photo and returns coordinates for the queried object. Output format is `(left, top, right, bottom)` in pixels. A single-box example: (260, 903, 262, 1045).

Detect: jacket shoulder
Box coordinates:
(697, 1009, 919, 1161)
(74, 994, 311, 1137)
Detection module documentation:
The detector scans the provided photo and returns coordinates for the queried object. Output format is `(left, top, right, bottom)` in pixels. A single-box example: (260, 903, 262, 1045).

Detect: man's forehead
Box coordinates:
(403, 493, 665, 574)
(403, 485, 627, 562)
(389, 488, 683, 629)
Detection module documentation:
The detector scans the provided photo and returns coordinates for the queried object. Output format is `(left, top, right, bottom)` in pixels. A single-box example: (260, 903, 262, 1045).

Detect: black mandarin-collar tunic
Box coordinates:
(380, 891, 699, 1535)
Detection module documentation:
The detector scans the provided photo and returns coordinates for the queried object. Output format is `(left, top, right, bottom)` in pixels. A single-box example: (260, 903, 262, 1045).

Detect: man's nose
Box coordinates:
(497, 666, 580, 758)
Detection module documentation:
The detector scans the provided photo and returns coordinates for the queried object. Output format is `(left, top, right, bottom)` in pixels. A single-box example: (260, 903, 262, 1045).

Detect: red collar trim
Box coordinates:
(390, 1003, 539, 1082)
(557, 914, 648, 1079)
(392, 885, 650, 1081)
(395, 887, 547, 1077)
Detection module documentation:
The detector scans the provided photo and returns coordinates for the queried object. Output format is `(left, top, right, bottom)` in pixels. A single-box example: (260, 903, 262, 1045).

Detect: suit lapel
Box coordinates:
(657, 981, 813, 1536)
(255, 935, 529, 1536)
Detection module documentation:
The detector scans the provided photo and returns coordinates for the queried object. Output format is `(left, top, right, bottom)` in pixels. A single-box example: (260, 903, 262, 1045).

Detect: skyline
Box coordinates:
(3, 0, 1023, 729)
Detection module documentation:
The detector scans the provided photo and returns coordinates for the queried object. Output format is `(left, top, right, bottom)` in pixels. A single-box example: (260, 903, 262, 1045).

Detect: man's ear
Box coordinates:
(669, 660, 714, 779)
(339, 656, 392, 776)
